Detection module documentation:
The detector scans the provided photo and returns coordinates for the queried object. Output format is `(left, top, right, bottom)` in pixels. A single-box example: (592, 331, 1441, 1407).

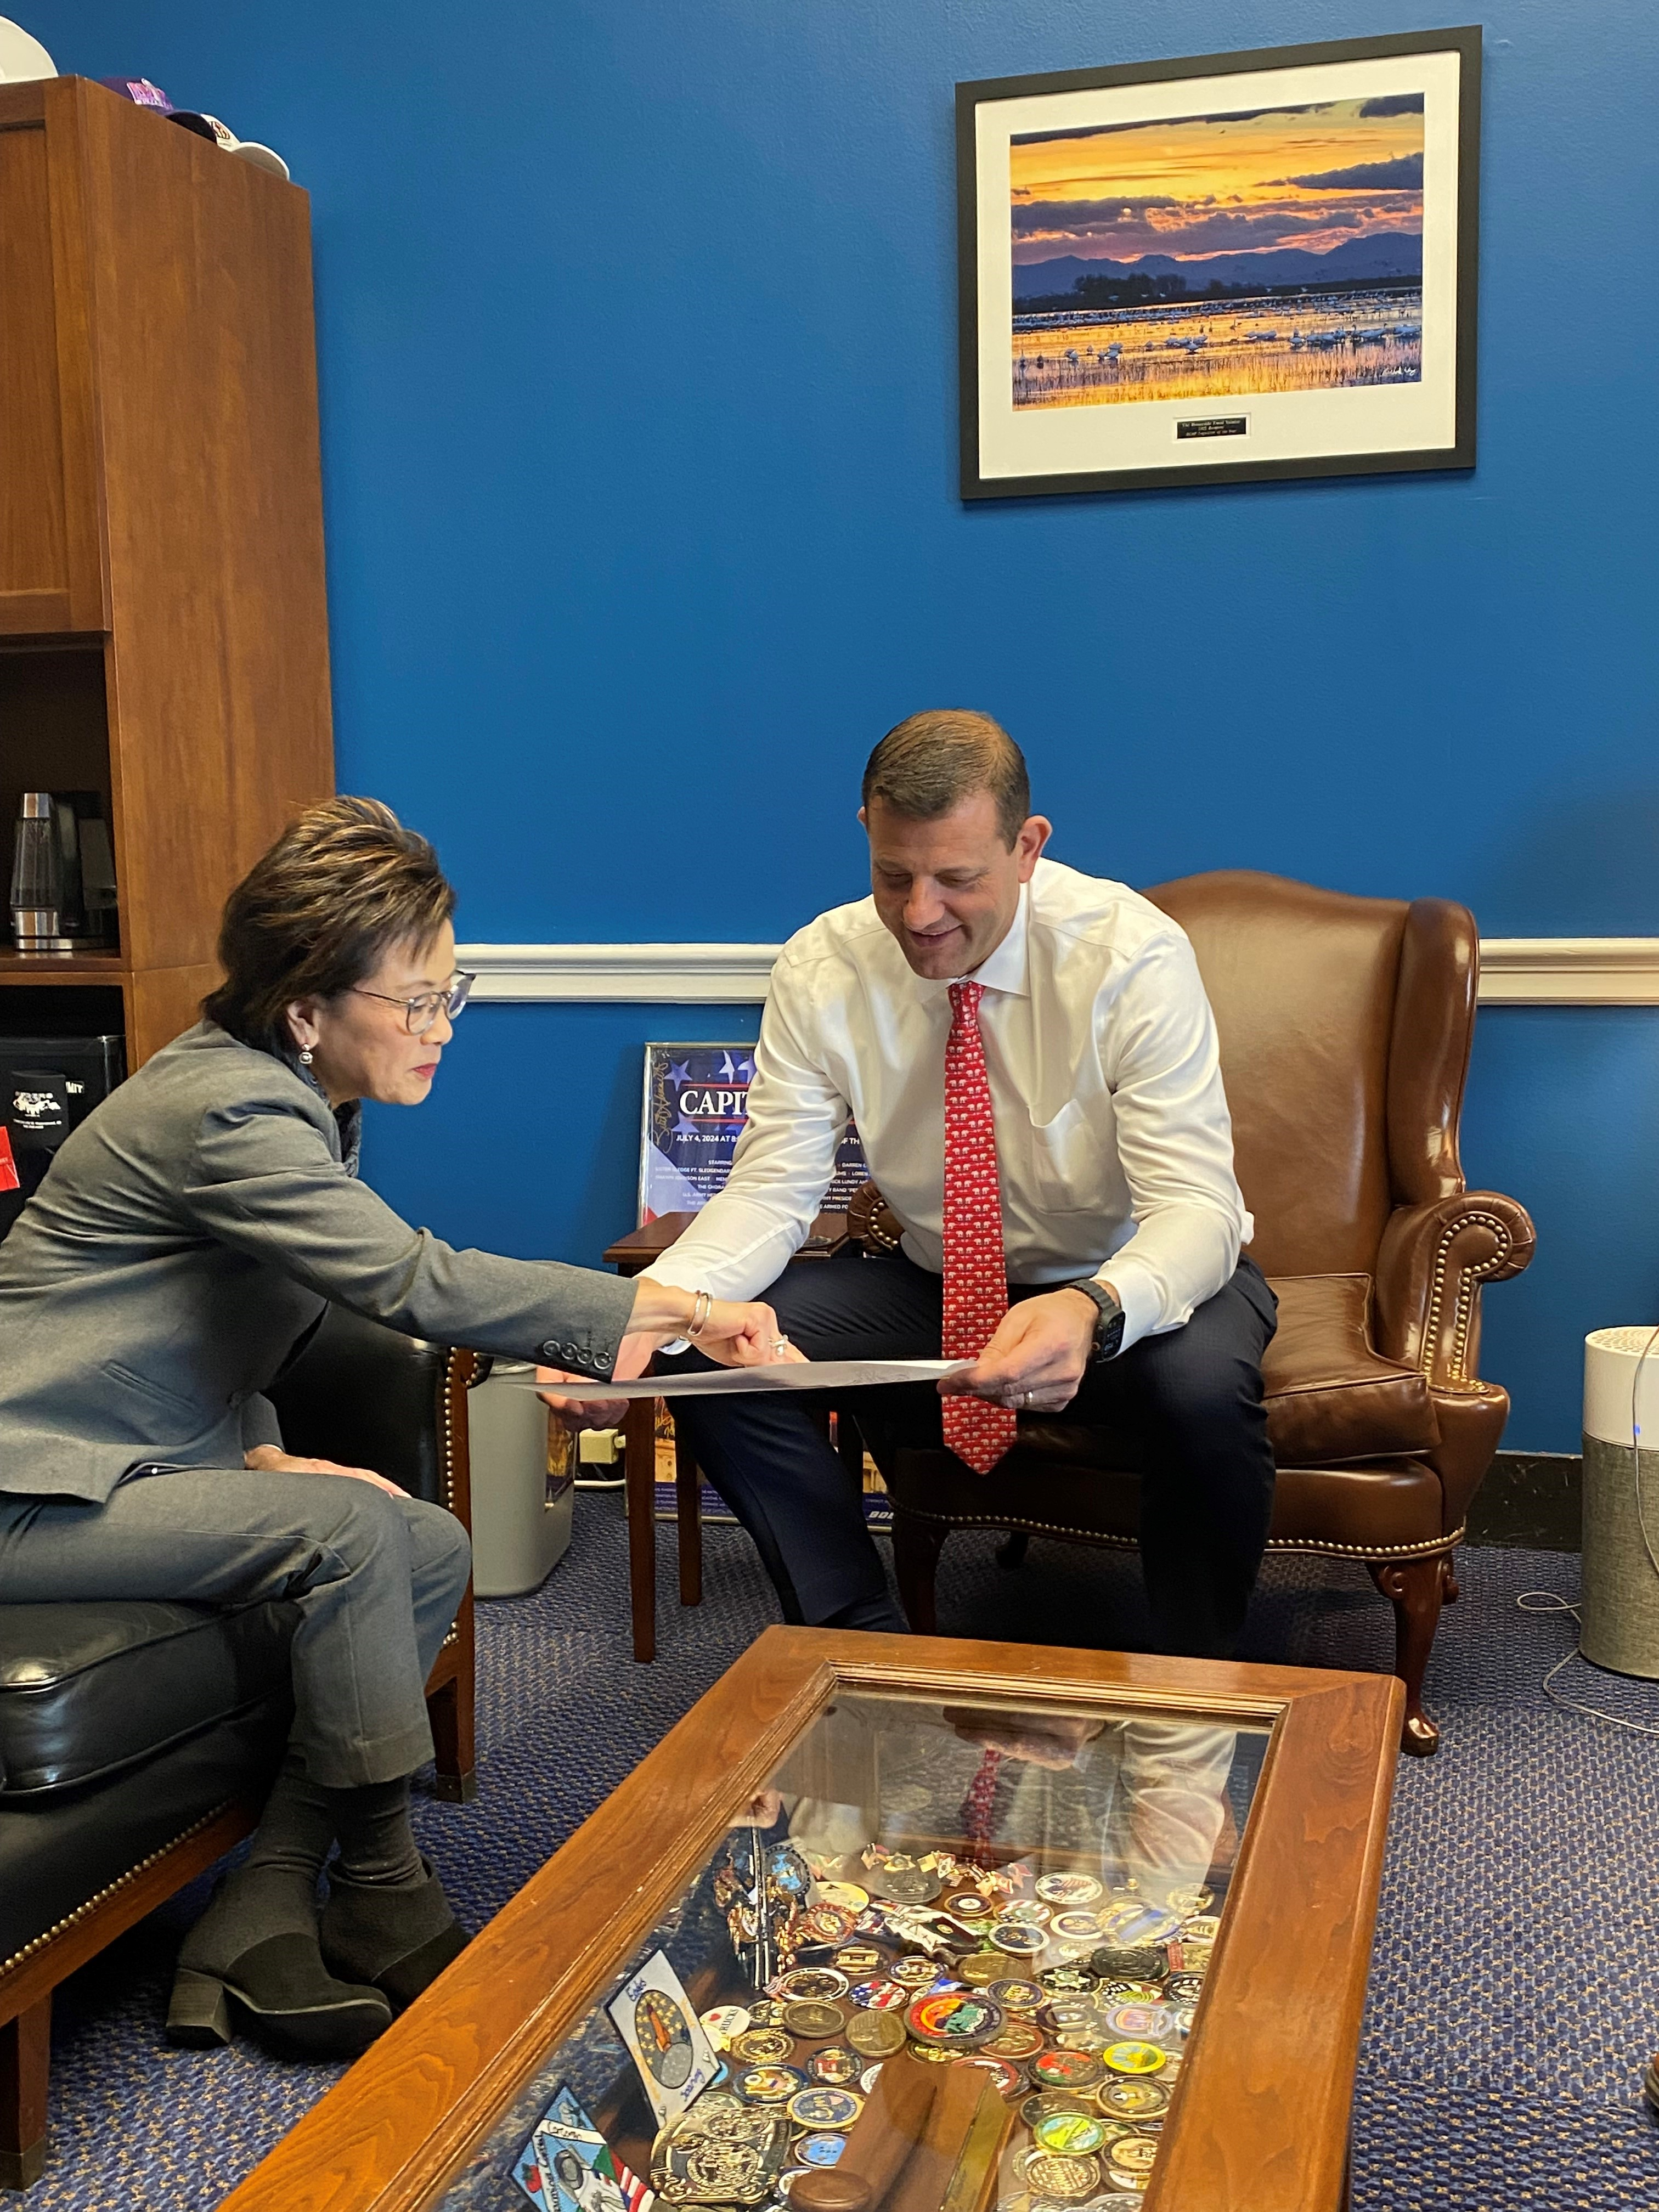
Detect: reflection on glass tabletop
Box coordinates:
(436, 1690, 1267, 2212)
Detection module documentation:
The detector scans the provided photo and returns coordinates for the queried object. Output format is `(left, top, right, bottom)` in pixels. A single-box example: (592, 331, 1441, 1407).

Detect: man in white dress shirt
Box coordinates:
(569, 711, 1278, 1654)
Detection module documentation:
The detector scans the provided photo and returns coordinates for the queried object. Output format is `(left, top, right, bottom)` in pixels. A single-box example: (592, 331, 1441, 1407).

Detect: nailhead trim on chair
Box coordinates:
(1423, 1209, 1516, 1385)
(891, 1505, 1466, 1563)
(437, 1348, 466, 1654)
(0, 1799, 235, 1983)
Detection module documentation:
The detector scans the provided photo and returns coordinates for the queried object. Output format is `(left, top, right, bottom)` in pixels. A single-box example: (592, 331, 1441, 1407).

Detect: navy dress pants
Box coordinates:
(667, 1252, 1278, 1660)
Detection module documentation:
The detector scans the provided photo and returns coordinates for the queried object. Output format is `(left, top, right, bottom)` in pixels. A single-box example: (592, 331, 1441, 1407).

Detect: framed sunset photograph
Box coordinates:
(958, 27, 1480, 499)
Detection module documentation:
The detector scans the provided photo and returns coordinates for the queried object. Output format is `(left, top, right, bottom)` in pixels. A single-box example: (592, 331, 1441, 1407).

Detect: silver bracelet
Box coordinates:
(686, 1288, 713, 1338)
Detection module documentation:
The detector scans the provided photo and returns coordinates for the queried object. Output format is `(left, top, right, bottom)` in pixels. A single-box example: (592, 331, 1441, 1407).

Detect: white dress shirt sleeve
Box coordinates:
(1096, 932, 1249, 1351)
(637, 960, 849, 1304)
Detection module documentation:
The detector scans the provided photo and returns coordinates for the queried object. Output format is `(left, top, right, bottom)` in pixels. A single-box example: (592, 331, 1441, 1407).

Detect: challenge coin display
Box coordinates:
(588, 1801, 1227, 2212)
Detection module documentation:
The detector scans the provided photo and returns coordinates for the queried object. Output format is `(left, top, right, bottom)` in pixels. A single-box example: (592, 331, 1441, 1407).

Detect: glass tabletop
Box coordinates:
(431, 1687, 1268, 2212)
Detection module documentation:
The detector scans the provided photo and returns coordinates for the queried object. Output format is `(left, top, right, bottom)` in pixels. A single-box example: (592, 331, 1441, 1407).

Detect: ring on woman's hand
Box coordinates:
(770, 1336, 791, 1355)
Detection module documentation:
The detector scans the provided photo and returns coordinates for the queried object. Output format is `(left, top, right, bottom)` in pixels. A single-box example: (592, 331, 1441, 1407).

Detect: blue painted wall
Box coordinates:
(44, 1, 1659, 1447)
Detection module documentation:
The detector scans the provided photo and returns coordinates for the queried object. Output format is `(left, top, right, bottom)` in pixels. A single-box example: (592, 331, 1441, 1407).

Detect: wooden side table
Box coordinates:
(601, 1210, 856, 1661)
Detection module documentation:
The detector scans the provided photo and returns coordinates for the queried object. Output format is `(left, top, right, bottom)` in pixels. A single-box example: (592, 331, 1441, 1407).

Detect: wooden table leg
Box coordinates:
(625, 1397, 658, 1663)
(0, 1993, 49, 2190)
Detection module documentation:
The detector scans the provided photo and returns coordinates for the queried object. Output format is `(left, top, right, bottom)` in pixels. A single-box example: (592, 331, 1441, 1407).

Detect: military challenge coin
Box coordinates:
(1033, 2111, 1108, 2156)
(1022, 2152, 1101, 2200)
(1103, 2042, 1167, 2078)
(775, 1968, 849, 2004)
(982, 2021, 1046, 2061)
(1036, 1872, 1103, 1907)
(795, 2133, 847, 2168)
(846, 2009, 907, 2058)
(1097, 2076, 1170, 2119)
(786, 2087, 863, 2131)
(833, 1944, 884, 1978)
(905, 1990, 1004, 2049)
(876, 1867, 942, 1905)
(736, 2066, 806, 2103)
(735, 2029, 797, 2065)
(806, 2045, 861, 2085)
(990, 1922, 1048, 1957)
(782, 2000, 847, 2041)
(1030, 2049, 1104, 2090)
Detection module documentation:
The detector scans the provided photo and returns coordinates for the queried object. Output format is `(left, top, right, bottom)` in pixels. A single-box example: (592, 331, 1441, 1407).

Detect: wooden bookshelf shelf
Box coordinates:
(0, 954, 128, 983)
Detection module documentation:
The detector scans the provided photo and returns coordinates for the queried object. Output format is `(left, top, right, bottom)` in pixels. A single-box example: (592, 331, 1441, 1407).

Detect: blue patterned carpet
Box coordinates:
(28, 1502, 1659, 2209)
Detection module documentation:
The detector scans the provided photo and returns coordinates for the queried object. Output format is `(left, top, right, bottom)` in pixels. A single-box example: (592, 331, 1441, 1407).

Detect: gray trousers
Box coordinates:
(0, 1466, 472, 1788)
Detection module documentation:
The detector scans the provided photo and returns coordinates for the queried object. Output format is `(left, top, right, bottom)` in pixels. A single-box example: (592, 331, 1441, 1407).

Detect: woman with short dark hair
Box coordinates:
(0, 798, 786, 2058)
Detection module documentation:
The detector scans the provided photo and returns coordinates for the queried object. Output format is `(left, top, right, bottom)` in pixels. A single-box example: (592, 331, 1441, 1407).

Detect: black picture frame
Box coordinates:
(958, 26, 1481, 500)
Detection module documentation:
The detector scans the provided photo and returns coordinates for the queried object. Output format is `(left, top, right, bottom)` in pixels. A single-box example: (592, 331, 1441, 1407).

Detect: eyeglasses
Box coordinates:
(351, 972, 476, 1035)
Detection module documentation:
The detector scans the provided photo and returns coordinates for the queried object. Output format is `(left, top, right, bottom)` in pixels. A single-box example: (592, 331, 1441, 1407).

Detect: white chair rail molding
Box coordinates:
(456, 938, 1659, 1007)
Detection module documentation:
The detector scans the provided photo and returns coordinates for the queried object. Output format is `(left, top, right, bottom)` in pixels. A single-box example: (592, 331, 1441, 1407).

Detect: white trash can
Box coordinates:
(1581, 1326, 1659, 1677)
(468, 1360, 573, 1598)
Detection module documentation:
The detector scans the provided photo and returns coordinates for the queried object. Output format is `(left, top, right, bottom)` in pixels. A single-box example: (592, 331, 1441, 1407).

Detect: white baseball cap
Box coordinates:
(0, 18, 55, 80)
(169, 109, 291, 182)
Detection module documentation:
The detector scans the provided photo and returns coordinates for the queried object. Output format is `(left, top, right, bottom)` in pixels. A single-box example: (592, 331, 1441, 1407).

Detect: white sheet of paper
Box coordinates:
(502, 1358, 973, 1398)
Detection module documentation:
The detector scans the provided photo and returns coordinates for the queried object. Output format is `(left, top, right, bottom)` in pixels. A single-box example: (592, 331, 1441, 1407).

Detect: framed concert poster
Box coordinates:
(958, 26, 1480, 499)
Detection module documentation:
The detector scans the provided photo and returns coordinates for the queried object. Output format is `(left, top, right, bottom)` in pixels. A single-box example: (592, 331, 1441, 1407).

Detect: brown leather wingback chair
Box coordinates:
(863, 870, 1536, 1756)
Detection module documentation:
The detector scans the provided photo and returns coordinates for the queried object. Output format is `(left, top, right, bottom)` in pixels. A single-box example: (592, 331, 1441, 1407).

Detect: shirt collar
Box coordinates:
(956, 880, 1031, 1000)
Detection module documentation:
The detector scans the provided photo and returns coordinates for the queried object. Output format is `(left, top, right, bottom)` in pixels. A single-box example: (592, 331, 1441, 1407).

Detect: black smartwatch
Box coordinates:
(1068, 1278, 1125, 1362)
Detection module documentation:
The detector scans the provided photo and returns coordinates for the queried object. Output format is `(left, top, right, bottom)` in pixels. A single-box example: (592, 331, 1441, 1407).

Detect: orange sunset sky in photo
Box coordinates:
(1011, 96, 1425, 267)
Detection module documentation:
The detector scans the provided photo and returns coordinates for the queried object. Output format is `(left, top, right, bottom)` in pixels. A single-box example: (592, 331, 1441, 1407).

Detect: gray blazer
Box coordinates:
(0, 1022, 639, 1503)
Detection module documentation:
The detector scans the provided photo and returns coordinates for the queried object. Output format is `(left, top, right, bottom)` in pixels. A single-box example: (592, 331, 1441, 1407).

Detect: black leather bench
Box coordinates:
(0, 1308, 478, 2190)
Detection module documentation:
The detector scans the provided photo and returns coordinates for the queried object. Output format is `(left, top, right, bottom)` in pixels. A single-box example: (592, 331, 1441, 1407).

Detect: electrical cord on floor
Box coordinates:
(1516, 1322, 1659, 1740)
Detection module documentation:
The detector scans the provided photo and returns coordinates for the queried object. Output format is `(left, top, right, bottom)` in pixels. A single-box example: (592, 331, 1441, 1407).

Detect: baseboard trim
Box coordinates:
(1468, 1450, 1582, 1551)
(455, 939, 1659, 1007)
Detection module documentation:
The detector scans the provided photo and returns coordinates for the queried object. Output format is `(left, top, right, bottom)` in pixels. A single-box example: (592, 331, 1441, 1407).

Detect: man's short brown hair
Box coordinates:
(861, 710, 1030, 847)
(203, 796, 456, 1058)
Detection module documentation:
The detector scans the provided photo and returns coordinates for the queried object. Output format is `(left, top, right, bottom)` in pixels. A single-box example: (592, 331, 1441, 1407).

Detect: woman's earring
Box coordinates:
(299, 1047, 314, 1065)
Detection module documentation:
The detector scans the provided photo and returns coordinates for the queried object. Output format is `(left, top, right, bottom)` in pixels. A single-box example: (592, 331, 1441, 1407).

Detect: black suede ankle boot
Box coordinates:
(167, 1864, 392, 2057)
(320, 1857, 469, 2011)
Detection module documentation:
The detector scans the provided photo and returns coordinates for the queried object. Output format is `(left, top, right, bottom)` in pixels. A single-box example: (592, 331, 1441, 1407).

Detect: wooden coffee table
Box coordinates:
(223, 1630, 1400, 2212)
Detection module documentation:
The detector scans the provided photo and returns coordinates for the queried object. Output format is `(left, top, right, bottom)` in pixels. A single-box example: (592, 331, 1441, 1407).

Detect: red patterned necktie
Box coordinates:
(960, 1746, 1005, 1864)
(941, 980, 1017, 1474)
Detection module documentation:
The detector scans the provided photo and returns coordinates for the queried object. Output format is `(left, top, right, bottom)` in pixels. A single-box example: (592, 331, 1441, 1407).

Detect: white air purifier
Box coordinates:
(467, 1360, 573, 1598)
(1581, 1327, 1659, 1678)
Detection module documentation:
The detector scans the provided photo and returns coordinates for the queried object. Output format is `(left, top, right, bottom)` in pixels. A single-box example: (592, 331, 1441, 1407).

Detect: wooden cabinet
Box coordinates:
(0, 76, 332, 1067)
